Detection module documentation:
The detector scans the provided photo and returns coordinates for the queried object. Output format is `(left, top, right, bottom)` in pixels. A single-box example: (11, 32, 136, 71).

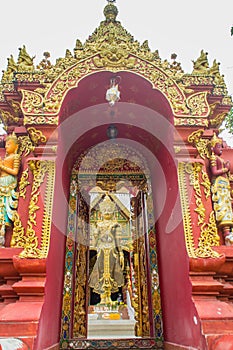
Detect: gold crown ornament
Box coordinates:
(104, 1, 118, 22)
(5, 132, 19, 146)
(209, 132, 222, 148)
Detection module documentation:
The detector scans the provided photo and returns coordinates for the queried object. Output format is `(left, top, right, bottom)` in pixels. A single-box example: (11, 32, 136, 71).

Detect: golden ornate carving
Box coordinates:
(139, 237, 150, 336)
(182, 75, 214, 86)
(178, 162, 220, 258)
(186, 92, 209, 117)
(24, 115, 59, 125)
(20, 55, 190, 118)
(73, 244, 87, 338)
(192, 50, 209, 75)
(0, 1, 230, 128)
(19, 168, 30, 199)
(201, 170, 211, 199)
(195, 211, 220, 258)
(188, 129, 210, 159)
(213, 86, 228, 96)
(210, 112, 227, 128)
(73, 193, 88, 338)
(174, 117, 208, 127)
(18, 136, 35, 157)
(130, 195, 150, 337)
(222, 96, 232, 105)
(19, 160, 43, 257)
(1, 46, 35, 83)
(0, 109, 19, 128)
(10, 100, 22, 114)
(20, 160, 55, 258)
(21, 90, 44, 114)
(185, 163, 205, 226)
(27, 127, 47, 144)
(11, 212, 26, 248)
(40, 161, 55, 258)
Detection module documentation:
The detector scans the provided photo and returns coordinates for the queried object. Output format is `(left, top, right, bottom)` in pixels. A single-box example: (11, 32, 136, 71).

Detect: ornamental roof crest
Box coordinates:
(0, 0, 231, 129)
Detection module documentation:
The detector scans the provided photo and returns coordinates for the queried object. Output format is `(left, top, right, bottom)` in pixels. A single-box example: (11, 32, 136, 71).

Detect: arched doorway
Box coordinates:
(35, 69, 202, 350)
(60, 141, 163, 349)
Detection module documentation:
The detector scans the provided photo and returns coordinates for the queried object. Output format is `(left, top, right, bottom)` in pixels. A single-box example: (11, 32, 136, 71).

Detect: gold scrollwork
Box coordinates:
(27, 127, 47, 145)
(195, 211, 220, 258)
(0, 109, 19, 128)
(188, 129, 210, 160)
(20, 55, 190, 118)
(18, 135, 35, 157)
(24, 115, 58, 125)
(19, 168, 30, 199)
(186, 92, 209, 117)
(20, 160, 55, 258)
(21, 90, 44, 113)
(73, 244, 87, 338)
(11, 212, 26, 248)
(210, 112, 227, 128)
(174, 117, 208, 127)
(40, 161, 55, 258)
(185, 163, 205, 226)
(201, 170, 211, 199)
(178, 162, 220, 258)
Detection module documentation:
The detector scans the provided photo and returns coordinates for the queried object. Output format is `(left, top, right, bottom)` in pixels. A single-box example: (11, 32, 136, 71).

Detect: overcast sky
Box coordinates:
(0, 0, 233, 139)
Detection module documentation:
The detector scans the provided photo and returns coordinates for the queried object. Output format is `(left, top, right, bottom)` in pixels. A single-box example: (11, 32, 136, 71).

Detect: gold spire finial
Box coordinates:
(104, 0, 118, 22)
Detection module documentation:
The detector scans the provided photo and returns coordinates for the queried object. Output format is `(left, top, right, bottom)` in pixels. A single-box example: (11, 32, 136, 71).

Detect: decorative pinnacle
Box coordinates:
(104, 0, 118, 22)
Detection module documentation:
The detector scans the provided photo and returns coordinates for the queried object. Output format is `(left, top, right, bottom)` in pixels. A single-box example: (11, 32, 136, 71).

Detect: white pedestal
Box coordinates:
(88, 318, 136, 339)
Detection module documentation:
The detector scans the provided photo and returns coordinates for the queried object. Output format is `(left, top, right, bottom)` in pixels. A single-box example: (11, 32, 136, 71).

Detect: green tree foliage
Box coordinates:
(225, 107, 233, 134)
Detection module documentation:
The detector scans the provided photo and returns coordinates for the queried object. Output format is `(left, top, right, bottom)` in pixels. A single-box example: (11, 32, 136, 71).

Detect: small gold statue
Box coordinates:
(209, 59, 226, 86)
(1, 55, 17, 83)
(192, 50, 209, 74)
(17, 45, 35, 72)
(0, 134, 20, 247)
(89, 195, 124, 304)
(209, 133, 233, 245)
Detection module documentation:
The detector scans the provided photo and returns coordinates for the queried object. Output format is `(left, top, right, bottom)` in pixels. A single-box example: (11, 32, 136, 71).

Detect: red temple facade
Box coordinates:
(0, 2, 232, 350)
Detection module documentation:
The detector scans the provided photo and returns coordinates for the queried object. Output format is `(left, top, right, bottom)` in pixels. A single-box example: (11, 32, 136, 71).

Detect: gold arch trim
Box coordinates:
(20, 54, 210, 122)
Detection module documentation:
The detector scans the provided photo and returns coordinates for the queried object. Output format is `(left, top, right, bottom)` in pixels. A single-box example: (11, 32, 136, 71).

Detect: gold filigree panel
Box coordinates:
(178, 162, 220, 258)
(13, 160, 56, 258)
(20, 55, 210, 122)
